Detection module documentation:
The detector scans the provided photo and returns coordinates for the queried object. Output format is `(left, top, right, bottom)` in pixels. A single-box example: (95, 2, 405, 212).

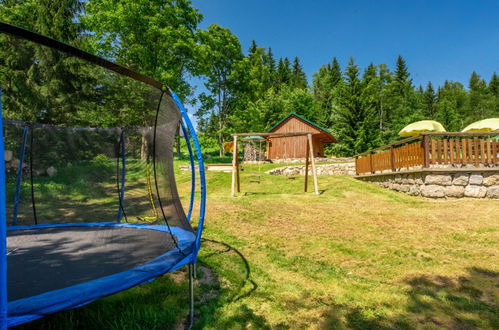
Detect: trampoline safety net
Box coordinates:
(0, 23, 199, 326)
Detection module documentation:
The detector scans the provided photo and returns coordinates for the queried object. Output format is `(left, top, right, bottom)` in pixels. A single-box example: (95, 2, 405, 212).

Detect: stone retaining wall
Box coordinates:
(359, 172, 499, 199)
(270, 157, 354, 164)
(266, 162, 356, 176)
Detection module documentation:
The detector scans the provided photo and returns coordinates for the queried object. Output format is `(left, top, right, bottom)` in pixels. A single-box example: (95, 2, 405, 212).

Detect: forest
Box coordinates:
(0, 0, 498, 157)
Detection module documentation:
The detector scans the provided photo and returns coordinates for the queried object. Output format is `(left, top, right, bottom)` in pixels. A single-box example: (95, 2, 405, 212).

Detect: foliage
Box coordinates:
(0, 0, 92, 124)
(1, 0, 498, 158)
(195, 24, 243, 156)
(82, 0, 202, 100)
(312, 57, 342, 128)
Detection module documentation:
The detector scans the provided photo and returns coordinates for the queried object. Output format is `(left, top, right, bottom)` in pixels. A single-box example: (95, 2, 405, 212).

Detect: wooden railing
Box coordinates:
(355, 132, 499, 175)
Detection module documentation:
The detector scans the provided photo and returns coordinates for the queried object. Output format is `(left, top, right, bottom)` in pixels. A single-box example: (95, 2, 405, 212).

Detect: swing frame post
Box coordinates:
(304, 137, 310, 192)
(231, 132, 320, 196)
(231, 135, 239, 197)
(307, 133, 319, 195)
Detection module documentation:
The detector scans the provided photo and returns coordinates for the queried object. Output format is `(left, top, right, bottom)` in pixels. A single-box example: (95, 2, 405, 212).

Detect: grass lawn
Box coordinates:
(13, 160, 499, 329)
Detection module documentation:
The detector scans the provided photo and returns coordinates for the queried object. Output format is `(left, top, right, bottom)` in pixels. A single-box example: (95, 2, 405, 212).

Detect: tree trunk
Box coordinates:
(141, 134, 149, 161)
(218, 132, 225, 157)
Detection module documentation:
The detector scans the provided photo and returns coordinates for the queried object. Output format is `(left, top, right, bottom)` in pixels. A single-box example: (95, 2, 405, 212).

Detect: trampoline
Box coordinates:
(0, 23, 206, 329)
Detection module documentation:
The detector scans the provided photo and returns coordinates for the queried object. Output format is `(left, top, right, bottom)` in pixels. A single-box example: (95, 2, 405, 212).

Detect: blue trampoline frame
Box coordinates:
(0, 89, 8, 330)
(7, 222, 195, 327)
(0, 24, 207, 329)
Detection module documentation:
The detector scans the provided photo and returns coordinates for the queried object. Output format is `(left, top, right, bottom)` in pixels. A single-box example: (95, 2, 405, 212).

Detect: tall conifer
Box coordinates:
(291, 57, 307, 89)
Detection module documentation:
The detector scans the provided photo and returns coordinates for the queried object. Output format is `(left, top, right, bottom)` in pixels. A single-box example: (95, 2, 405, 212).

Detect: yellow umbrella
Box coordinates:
(398, 120, 446, 137)
(461, 118, 499, 132)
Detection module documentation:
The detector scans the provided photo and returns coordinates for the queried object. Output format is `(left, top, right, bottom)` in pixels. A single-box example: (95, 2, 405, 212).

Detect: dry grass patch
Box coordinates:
(189, 167, 498, 329)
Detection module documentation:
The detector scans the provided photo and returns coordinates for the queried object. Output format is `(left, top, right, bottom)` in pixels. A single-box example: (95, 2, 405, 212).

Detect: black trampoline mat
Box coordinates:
(7, 226, 178, 301)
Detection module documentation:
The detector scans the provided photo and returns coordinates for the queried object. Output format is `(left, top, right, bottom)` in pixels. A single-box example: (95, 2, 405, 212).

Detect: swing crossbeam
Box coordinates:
(231, 132, 319, 196)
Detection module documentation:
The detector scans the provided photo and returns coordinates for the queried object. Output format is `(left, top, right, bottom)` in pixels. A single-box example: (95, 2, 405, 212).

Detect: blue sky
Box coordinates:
(190, 0, 499, 89)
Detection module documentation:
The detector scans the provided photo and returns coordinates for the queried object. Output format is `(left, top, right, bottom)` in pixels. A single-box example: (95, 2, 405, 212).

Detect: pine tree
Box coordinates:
(376, 64, 391, 132)
(0, 0, 92, 123)
(393, 55, 412, 97)
(489, 72, 499, 114)
(312, 57, 342, 128)
(332, 57, 376, 155)
(361, 63, 381, 148)
(436, 99, 459, 131)
(423, 81, 437, 118)
(382, 56, 417, 142)
(265, 47, 276, 73)
(291, 56, 307, 89)
(330, 57, 342, 86)
(489, 73, 499, 97)
(275, 57, 291, 88)
(36, 0, 82, 41)
(468, 71, 491, 120)
(248, 40, 258, 55)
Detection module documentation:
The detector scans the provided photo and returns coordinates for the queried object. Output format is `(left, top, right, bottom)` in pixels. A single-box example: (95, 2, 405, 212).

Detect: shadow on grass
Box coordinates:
(201, 238, 258, 303)
(194, 238, 272, 329)
(11, 236, 266, 330)
(320, 267, 499, 329)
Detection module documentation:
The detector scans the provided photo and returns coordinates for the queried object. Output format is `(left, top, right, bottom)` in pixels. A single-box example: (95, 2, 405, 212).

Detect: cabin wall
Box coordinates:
(267, 117, 324, 159)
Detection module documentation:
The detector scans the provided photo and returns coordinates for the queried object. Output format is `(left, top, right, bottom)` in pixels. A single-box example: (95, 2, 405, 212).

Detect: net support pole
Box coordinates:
(0, 89, 8, 330)
(180, 121, 195, 222)
(116, 130, 126, 222)
(188, 263, 195, 328)
(307, 134, 319, 195)
(12, 125, 29, 225)
(28, 126, 37, 225)
(231, 136, 238, 197)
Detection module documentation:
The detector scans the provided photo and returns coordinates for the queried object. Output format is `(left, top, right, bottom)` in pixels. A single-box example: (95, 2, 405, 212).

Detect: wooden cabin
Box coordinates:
(266, 113, 336, 159)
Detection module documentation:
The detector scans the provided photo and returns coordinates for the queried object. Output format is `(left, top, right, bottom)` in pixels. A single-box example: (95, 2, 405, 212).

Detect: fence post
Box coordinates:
(423, 134, 430, 168)
(390, 146, 395, 172)
(370, 151, 374, 174)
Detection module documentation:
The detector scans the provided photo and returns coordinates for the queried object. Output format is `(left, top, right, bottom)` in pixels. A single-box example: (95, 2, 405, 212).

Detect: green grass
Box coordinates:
(11, 160, 499, 329)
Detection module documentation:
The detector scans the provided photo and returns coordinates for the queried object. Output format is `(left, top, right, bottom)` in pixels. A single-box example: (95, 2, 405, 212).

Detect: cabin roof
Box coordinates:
(268, 113, 336, 143)
(268, 113, 332, 134)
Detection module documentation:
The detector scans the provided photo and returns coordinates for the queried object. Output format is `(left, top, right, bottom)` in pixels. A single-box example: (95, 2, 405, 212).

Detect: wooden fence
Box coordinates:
(355, 132, 499, 175)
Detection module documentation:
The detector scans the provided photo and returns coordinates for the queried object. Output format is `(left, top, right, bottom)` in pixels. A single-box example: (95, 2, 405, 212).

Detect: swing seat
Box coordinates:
(249, 174, 261, 183)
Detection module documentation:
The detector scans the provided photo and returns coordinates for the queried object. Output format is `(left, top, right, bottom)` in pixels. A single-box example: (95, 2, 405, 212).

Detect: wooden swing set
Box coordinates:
(230, 132, 320, 197)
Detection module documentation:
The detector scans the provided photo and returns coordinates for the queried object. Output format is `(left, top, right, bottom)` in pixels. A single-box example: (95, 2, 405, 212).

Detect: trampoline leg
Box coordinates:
(188, 263, 195, 329)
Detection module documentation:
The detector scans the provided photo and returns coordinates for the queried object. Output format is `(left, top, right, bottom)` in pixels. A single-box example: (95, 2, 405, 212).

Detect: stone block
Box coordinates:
(486, 185, 499, 199)
(390, 183, 400, 191)
(399, 184, 410, 193)
(483, 174, 499, 186)
(414, 175, 424, 185)
(408, 185, 420, 196)
(425, 174, 452, 186)
(46, 166, 57, 177)
(469, 174, 483, 185)
(421, 185, 445, 198)
(4, 150, 12, 162)
(445, 186, 465, 198)
(452, 173, 469, 186)
(464, 185, 487, 198)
